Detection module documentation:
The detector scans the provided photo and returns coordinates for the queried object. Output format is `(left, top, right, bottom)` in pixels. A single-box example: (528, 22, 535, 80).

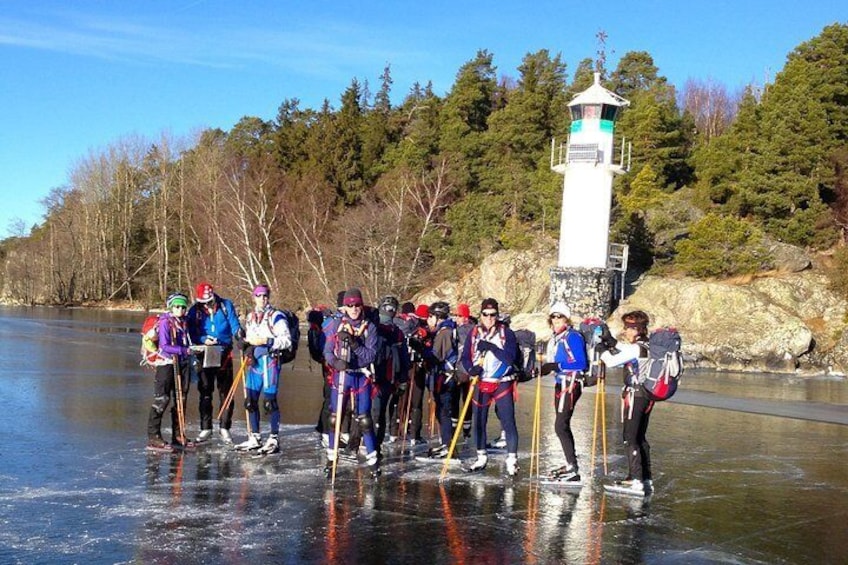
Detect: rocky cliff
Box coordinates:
(415, 240, 848, 375)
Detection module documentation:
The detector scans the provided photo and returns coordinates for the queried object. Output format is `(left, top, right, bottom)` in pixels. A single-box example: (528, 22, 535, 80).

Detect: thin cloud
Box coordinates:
(0, 11, 426, 78)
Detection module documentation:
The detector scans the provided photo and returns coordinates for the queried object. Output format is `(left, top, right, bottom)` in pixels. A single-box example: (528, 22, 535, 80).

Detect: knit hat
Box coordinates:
(167, 292, 189, 308)
(480, 298, 499, 313)
(253, 284, 270, 297)
(195, 282, 214, 303)
(414, 304, 430, 319)
(343, 288, 363, 306)
(400, 302, 415, 315)
(456, 303, 471, 318)
(549, 302, 571, 318)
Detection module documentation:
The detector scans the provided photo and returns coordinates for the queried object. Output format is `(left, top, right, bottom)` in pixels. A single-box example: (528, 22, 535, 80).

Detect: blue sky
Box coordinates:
(0, 1, 843, 236)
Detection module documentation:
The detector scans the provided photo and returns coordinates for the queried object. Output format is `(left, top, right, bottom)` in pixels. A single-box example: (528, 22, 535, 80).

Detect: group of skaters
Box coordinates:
(145, 282, 294, 456)
(144, 282, 657, 495)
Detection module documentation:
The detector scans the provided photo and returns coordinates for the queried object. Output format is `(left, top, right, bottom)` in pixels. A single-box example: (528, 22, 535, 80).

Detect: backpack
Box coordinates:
(638, 327, 683, 401)
(578, 318, 609, 387)
(512, 328, 537, 383)
(140, 314, 168, 367)
(276, 309, 300, 364)
(306, 309, 326, 364)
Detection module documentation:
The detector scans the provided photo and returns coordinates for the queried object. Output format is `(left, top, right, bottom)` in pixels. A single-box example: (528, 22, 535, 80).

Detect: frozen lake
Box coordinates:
(0, 306, 846, 564)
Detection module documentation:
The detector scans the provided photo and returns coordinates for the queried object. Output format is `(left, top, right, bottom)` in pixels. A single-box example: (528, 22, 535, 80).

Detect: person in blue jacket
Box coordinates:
(323, 288, 381, 477)
(187, 282, 242, 444)
(539, 302, 588, 483)
(460, 298, 520, 476)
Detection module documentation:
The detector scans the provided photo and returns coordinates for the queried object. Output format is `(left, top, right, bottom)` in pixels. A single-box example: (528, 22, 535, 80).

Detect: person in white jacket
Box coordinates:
(235, 284, 292, 454)
(597, 310, 654, 495)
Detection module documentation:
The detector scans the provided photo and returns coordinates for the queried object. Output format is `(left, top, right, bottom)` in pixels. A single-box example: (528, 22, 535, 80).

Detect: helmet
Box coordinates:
(429, 301, 450, 319)
(379, 296, 399, 314)
(166, 292, 189, 308)
(253, 284, 271, 297)
(195, 282, 214, 303)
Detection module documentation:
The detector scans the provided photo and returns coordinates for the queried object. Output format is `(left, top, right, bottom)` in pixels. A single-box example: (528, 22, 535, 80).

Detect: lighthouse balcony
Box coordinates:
(551, 137, 631, 174)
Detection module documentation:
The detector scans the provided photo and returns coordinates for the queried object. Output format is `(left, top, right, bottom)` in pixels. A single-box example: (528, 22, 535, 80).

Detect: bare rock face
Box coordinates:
(415, 239, 556, 315)
(414, 243, 847, 375)
(765, 240, 812, 273)
(610, 274, 846, 374)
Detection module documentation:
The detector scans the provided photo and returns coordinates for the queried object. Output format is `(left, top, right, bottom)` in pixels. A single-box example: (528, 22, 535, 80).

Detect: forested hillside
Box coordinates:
(2, 24, 846, 309)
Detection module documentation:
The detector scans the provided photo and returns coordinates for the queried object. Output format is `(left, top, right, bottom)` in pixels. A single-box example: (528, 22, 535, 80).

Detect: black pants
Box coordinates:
(316, 365, 332, 434)
(554, 382, 582, 469)
(623, 393, 653, 481)
(197, 349, 235, 431)
(409, 364, 428, 441)
(147, 362, 191, 442)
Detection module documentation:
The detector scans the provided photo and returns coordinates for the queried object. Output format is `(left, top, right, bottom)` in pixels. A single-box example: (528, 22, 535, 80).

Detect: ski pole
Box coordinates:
(599, 361, 608, 475)
(529, 342, 545, 479)
(242, 351, 251, 435)
(530, 365, 542, 479)
(217, 359, 247, 421)
(173, 362, 187, 446)
(331, 338, 350, 486)
(440, 376, 478, 482)
(590, 355, 600, 477)
(331, 370, 346, 486)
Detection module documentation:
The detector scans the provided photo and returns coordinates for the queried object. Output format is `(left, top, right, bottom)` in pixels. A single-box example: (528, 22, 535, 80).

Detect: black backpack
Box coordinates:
(276, 309, 300, 364)
(306, 309, 326, 364)
(513, 328, 537, 383)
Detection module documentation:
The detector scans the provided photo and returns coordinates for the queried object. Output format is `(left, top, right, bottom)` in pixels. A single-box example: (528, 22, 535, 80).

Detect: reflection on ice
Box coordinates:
(1, 306, 847, 564)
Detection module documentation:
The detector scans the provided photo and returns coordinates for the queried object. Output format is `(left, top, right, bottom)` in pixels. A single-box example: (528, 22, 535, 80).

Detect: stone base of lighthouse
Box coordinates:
(549, 267, 615, 320)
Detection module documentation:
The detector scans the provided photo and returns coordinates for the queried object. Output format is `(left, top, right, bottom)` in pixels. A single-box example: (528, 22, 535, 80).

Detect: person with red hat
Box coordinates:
(187, 282, 242, 444)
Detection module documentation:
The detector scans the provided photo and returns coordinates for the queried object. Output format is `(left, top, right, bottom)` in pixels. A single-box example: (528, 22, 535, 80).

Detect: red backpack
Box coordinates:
(140, 314, 169, 367)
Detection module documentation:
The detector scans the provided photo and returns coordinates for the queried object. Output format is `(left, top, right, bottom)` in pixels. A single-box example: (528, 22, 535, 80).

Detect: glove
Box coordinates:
(409, 338, 425, 354)
(540, 362, 559, 375)
(332, 358, 349, 371)
(476, 340, 496, 353)
(600, 326, 617, 349)
(243, 345, 255, 366)
(337, 330, 353, 343)
(457, 372, 470, 384)
(468, 365, 483, 377)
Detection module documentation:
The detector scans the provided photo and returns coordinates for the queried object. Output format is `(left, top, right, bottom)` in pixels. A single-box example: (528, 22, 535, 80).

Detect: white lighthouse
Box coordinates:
(550, 72, 630, 318)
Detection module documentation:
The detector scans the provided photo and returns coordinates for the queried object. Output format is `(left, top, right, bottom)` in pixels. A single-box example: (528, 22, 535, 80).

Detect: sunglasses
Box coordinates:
(346, 303, 363, 308)
(550, 314, 566, 319)
(481, 311, 498, 318)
